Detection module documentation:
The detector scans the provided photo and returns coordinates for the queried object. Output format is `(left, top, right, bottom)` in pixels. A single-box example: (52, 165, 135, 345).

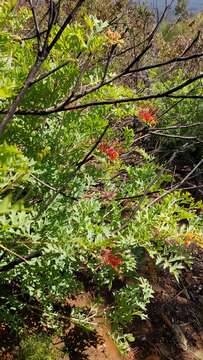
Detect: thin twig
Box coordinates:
(76, 122, 110, 169)
(29, 0, 41, 53)
(0, 244, 29, 264)
(147, 159, 203, 208)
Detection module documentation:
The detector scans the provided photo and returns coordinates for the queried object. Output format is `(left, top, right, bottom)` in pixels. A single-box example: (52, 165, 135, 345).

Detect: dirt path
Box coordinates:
(65, 293, 123, 360)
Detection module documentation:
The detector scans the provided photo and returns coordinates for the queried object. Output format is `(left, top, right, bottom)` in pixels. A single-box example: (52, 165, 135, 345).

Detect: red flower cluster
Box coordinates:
(101, 249, 123, 270)
(98, 143, 119, 161)
(138, 108, 157, 125)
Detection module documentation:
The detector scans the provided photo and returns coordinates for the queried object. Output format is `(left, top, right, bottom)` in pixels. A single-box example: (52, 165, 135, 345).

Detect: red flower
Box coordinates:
(101, 249, 123, 270)
(138, 108, 156, 125)
(98, 143, 119, 161)
(105, 147, 119, 161)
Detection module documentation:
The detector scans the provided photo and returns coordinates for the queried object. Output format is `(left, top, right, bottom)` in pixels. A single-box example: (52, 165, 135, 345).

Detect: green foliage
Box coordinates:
(0, 143, 35, 252)
(0, 2, 202, 354)
(175, 0, 188, 17)
(18, 334, 60, 360)
(110, 278, 154, 327)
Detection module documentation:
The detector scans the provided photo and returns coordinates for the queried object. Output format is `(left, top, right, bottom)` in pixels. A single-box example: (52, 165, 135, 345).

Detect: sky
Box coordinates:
(134, 0, 203, 14)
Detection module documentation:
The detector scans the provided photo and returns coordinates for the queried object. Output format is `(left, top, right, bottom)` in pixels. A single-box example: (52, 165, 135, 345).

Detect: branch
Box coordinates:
(0, 250, 43, 273)
(0, 59, 42, 136)
(154, 122, 203, 131)
(22, 29, 48, 41)
(0, 0, 86, 137)
(147, 158, 203, 208)
(30, 174, 78, 200)
(150, 131, 203, 143)
(76, 122, 110, 169)
(29, 0, 41, 53)
(114, 184, 203, 201)
(1, 70, 203, 118)
(47, 0, 86, 53)
(182, 31, 200, 56)
(128, 51, 203, 74)
(36, 51, 203, 112)
(101, 44, 117, 84)
(31, 52, 81, 86)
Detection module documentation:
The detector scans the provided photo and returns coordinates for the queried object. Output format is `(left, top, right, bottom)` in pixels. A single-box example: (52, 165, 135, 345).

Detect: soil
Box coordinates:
(128, 245, 203, 360)
(0, 246, 203, 360)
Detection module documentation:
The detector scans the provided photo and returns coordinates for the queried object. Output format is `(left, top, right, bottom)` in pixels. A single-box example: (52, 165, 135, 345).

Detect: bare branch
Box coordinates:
(147, 159, 203, 208)
(29, 0, 41, 53)
(76, 122, 110, 169)
(0, 0, 86, 137)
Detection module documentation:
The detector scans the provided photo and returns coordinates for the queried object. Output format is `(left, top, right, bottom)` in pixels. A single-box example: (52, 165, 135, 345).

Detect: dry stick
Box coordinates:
(76, 122, 110, 169)
(56, 42, 153, 109)
(1, 1, 202, 122)
(62, 54, 92, 107)
(1, 4, 203, 129)
(47, 0, 85, 53)
(101, 44, 117, 84)
(180, 30, 200, 56)
(22, 29, 48, 41)
(128, 51, 203, 75)
(99, 50, 203, 102)
(165, 94, 203, 99)
(2, 165, 201, 273)
(65, 71, 203, 110)
(114, 151, 179, 234)
(1, 9, 155, 125)
(25, 164, 203, 205)
(0, 244, 29, 264)
(30, 174, 60, 192)
(30, 173, 78, 200)
(158, 31, 201, 78)
(43, 0, 59, 50)
(0, 0, 86, 137)
(114, 184, 203, 202)
(123, 43, 152, 74)
(31, 10, 110, 88)
(147, 158, 203, 209)
(147, 0, 173, 43)
(150, 131, 203, 143)
(154, 122, 203, 131)
(110, 45, 135, 61)
(21, 1, 50, 41)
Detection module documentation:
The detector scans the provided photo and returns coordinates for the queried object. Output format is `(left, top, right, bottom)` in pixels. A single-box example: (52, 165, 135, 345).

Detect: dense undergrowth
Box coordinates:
(0, 0, 203, 358)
